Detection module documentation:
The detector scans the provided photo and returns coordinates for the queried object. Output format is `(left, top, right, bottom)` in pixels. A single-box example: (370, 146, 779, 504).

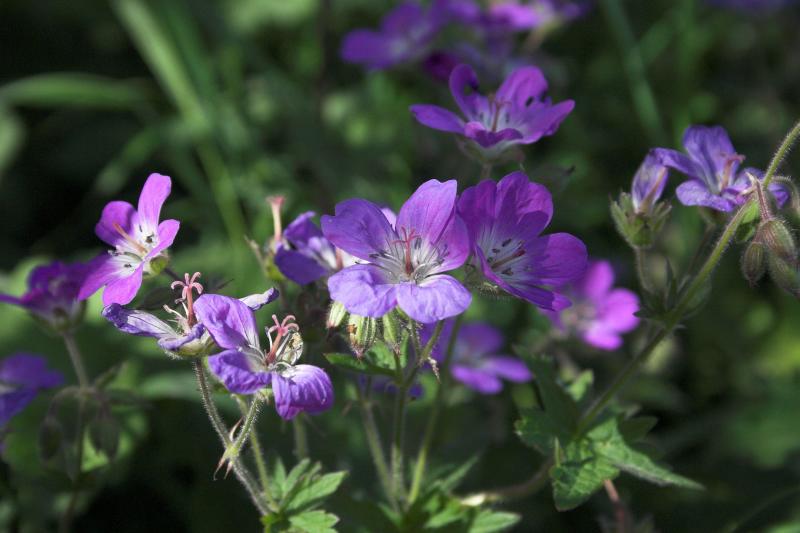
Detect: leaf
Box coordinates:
(566, 370, 594, 405)
(436, 456, 479, 492)
(288, 510, 339, 533)
(284, 471, 348, 513)
(468, 509, 521, 533)
(550, 440, 620, 511)
(528, 357, 579, 429)
(324, 352, 396, 378)
(619, 416, 659, 443)
(516, 408, 570, 455)
(0, 73, 149, 109)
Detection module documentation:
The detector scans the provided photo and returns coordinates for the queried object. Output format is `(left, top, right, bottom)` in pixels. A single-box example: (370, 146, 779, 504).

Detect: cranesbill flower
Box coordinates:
(340, 0, 451, 70)
(275, 212, 357, 285)
(322, 179, 472, 323)
(79, 173, 180, 306)
(1, 354, 63, 431)
(632, 150, 670, 214)
(455, 0, 588, 34)
(194, 294, 333, 420)
(458, 171, 586, 310)
(103, 273, 279, 359)
(655, 125, 787, 212)
(410, 64, 574, 159)
(422, 320, 531, 394)
(0, 260, 92, 332)
(544, 260, 639, 350)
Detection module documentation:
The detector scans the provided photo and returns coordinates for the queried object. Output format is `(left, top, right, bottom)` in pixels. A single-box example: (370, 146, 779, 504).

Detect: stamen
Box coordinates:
(267, 196, 285, 244)
(113, 222, 148, 255)
(171, 272, 204, 326)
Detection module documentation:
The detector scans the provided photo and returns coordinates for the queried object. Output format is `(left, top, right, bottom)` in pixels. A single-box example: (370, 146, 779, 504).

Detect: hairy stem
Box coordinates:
(293, 415, 309, 460)
(235, 397, 277, 509)
(356, 378, 396, 508)
(192, 360, 268, 514)
(61, 333, 89, 389)
(633, 247, 653, 294)
(408, 316, 462, 503)
(763, 117, 800, 188)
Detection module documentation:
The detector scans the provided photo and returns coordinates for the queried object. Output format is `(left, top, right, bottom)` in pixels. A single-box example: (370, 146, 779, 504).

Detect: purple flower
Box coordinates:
(631, 150, 670, 214)
(422, 320, 531, 394)
(340, 1, 451, 70)
(322, 179, 472, 323)
(194, 294, 333, 420)
(1, 354, 63, 429)
(410, 64, 574, 159)
(103, 271, 279, 358)
(79, 173, 180, 306)
(455, 0, 589, 34)
(458, 172, 587, 311)
(0, 260, 91, 332)
(655, 125, 788, 212)
(544, 260, 639, 350)
(275, 212, 357, 285)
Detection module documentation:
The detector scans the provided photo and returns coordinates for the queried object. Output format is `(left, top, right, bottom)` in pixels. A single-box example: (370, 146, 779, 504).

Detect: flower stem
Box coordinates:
(191, 360, 268, 515)
(633, 247, 653, 294)
(763, 117, 800, 188)
(235, 397, 277, 509)
(59, 392, 88, 533)
(293, 415, 309, 460)
(355, 378, 396, 508)
(461, 458, 553, 505)
(61, 333, 89, 389)
(408, 316, 462, 504)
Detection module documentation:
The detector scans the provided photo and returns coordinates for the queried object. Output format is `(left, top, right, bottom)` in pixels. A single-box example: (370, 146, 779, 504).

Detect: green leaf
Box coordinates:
(619, 416, 659, 443)
(324, 351, 396, 378)
(516, 408, 570, 455)
(288, 510, 339, 533)
(528, 357, 579, 429)
(550, 440, 620, 511)
(468, 509, 521, 533)
(0, 73, 149, 109)
(566, 370, 594, 405)
(285, 471, 348, 513)
(436, 456, 479, 492)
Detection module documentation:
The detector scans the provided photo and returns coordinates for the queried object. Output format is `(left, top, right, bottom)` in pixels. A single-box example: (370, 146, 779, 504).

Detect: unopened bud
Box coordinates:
(347, 314, 378, 357)
(741, 240, 766, 287)
(759, 219, 797, 262)
(327, 301, 347, 329)
(611, 192, 671, 250)
(768, 254, 800, 297)
(381, 312, 401, 352)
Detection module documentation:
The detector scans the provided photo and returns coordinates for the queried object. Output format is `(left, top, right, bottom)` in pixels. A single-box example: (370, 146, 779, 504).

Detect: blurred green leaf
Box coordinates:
(0, 73, 149, 109)
(468, 509, 521, 533)
(287, 510, 339, 533)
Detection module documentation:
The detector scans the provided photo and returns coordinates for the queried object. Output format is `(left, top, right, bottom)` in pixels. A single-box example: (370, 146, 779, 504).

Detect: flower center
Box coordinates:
(264, 315, 302, 367)
(484, 236, 527, 277)
(370, 227, 447, 283)
(718, 152, 745, 191)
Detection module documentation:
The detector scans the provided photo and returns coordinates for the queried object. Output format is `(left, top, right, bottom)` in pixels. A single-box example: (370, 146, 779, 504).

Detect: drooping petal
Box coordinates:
(327, 265, 398, 318)
(395, 275, 471, 323)
(102, 265, 145, 306)
(95, 201, 136, 247)
(409, 104, 465, 133)
(102, 304, 175, 338)
(396, 179, 459, 244)
(483, 355, 532, 382)
(208, 350, 271, 395)
(451, 365, 502, 394)
(194, 294, 260, 351)
(137, 173, 172, 234)
(321, 199, 396, 261)
(675, 179, 733, 212)
(271, 365, 334, 420)
(495, 66, 548, 109)
(275, 246, 329, 285)
(575, 260, 615, 302)
(524, 232, 588, 287)
(239, 288, 280, 311)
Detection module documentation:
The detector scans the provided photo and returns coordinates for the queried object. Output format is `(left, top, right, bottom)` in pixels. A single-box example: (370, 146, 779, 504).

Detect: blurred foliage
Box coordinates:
(2, 0, 800, 531)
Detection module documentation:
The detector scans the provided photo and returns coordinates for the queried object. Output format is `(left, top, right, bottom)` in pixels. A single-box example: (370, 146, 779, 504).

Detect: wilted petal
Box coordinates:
(194, 294, 260, 350)
(272, 364, 334, 420)
(157, 323, 206, 353)
(328, 265, 398, 318)
(208, 350, 271, 395)
(396, 275, 471, 323)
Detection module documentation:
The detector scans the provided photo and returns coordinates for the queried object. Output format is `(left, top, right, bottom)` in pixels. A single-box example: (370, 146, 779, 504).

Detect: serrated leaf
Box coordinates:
(550, 440, 620, 511)
(468, 509, 521, 533)
(434, 456, 479, 492)
(284, 470, 348, 513)
(423, 498, 463, 529)
(324, 352, 395, 378)
(516, 408, 569, 454)
(288, 510, 339, 533)
(619, 416, 658, 443)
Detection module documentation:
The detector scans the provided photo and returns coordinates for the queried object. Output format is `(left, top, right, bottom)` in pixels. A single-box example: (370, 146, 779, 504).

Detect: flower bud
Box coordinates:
(767, 254, 800, 297)
(381, 312, 401, 353)
(347, 314, 378, 357)
(327, 301, 348, 329)
(611, 192, 671, 250)
(758, 218, 797, 262)
(741, 240, 767, 287)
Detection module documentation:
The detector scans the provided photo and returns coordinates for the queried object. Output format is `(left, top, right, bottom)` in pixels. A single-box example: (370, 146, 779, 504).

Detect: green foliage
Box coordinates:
(324, 342, 399, 378)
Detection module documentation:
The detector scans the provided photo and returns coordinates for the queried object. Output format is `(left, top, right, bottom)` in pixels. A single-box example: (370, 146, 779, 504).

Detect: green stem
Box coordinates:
(390, 370, 408, 503)
(62, 333, 89, 389)
(763, 118, 800, 188)
(192, 360, 268, 514)
(59, 393, 88, 533)
(408, 316, 463, 503)
(229, 397, 261, 458)
(235, 397, 277, 509)
(293, 415, 309, 460)
(355, 378, 395, 508)
(601, 0, 667, 145)
(461, 458, 553, 505)
(633, 247, 653, 294)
